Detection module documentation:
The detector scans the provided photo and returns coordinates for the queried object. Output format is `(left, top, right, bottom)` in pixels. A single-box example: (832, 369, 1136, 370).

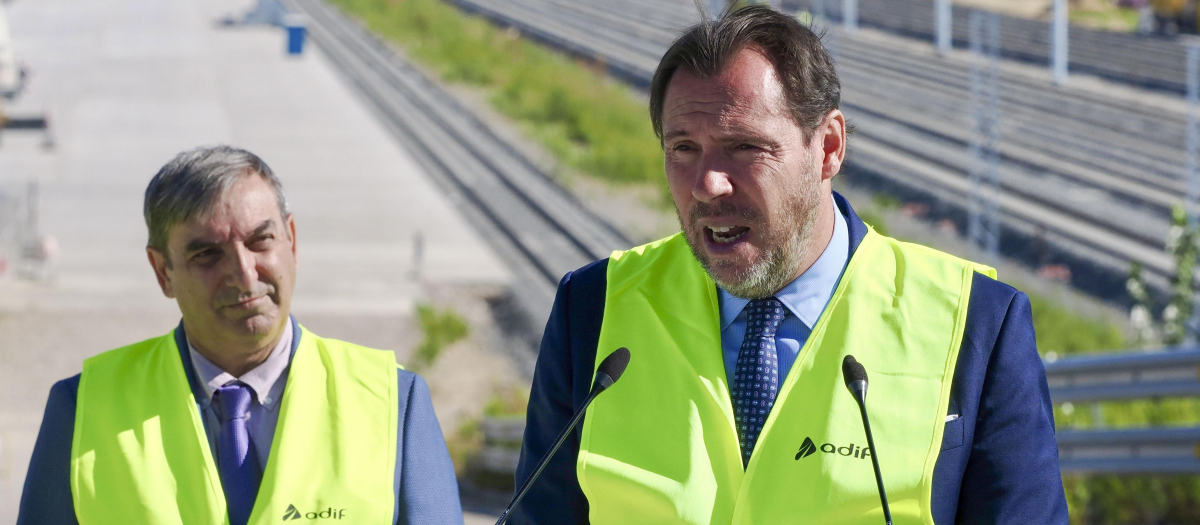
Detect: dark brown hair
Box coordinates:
(649, 5, 840, 141)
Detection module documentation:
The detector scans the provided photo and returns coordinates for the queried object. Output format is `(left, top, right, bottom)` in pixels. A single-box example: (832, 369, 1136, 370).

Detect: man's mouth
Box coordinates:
(707, 225, 751, 244)
(228, 294, 268, 309)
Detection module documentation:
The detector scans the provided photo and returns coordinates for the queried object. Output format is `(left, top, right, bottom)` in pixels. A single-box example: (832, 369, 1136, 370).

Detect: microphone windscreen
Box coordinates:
(598, 347, 631, 384)
(842, 354, 868, 385)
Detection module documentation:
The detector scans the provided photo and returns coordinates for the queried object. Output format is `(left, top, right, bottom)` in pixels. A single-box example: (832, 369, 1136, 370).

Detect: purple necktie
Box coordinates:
(215, 383, 262, 525)
(731, 297, 785, 467)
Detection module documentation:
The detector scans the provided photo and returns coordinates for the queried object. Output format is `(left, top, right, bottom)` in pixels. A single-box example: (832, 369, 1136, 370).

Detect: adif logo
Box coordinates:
(282, 504, 347, 521)
(283, 505, 301, 521)
(794, 437, 817, 459)
(795, 437, 872, 460)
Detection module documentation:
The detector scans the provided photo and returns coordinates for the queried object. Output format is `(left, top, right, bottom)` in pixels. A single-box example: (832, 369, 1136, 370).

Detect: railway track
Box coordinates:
(792, 0, 1192, 94)
(448, 0, 1188, 296)
(287, 0, 631, 332)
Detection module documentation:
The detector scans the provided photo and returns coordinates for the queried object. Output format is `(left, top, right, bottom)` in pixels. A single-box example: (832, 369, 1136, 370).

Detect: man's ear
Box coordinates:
(285, 213, 297, 264)
(819, 109, 847, 182)
(147, 248, 175, 299)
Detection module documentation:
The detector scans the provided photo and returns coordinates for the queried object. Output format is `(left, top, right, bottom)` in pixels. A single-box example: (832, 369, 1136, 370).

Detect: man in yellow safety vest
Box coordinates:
(513, 6, 1067, 524)
(18, 145, 464, 525)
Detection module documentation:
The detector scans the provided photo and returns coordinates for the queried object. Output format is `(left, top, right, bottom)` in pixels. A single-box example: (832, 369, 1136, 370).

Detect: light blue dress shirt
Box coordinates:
(718, 199, 850, 390)
(188, 321, 293, 471)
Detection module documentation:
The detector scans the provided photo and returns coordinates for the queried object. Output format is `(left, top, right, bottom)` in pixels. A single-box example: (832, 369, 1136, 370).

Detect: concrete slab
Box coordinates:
(0, 0, 509, 517)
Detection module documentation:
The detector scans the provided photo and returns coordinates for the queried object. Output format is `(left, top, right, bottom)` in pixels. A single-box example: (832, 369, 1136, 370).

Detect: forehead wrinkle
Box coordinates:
(666, 71, 786, 131)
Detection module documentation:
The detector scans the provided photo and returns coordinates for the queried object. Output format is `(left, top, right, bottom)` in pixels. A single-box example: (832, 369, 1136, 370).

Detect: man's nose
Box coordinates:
(227, 244, 259, 290)
(692, 151, 734, 203)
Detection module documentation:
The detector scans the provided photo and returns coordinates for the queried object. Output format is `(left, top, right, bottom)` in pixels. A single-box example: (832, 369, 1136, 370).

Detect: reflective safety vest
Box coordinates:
(70, 326, 399, 525)
(578, 229, 995, 524)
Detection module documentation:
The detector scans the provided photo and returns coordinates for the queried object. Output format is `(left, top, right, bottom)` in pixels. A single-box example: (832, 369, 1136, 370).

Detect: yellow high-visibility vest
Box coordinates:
(71, 326, 399, 524)
(578, 228, 994, 524)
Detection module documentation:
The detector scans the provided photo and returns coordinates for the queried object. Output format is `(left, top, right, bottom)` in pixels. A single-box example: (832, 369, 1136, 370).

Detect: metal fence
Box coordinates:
(471, 348, 1200, 479)
(1046, 347, 1200, 473)
(0, 180, 35, 278)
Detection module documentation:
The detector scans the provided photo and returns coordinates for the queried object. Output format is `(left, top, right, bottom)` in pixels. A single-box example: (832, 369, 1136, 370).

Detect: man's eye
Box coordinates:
(249, 236, 273, 249)
(672, 143, 694, 152)
(735, 143, 758, 151)
(193, 250, 220, 263)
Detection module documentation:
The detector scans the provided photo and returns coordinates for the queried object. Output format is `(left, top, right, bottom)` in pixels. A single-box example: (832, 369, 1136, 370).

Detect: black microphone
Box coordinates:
(495, 347, 632, 525)
(842, 355, 892, 525)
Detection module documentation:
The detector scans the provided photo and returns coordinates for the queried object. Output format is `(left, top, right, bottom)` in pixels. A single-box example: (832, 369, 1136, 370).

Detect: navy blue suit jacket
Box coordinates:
(513, 194, 1068, 524)
(17, 318, 464, 525)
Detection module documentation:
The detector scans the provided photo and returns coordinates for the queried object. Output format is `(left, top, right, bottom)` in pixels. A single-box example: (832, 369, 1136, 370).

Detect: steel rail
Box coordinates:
(790, 0, 1191, 94)
(448, 0, 1183, 289)
(287, 0, 631, 330)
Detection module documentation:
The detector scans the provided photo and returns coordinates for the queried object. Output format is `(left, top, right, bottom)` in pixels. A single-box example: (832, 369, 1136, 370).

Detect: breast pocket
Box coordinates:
(941, 415, 964, 451)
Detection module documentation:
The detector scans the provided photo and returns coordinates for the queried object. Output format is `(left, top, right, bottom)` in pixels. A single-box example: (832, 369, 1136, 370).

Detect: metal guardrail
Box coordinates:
(1045, 347, 1200, 403)
(470, 349, 1200, 476)
(1047, 348, 1200, 473)
(478, 418, 524, 477)
(1058, 426, 1200, 474)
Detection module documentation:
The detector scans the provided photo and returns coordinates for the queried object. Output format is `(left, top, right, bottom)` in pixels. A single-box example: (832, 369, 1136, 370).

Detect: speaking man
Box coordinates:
(18, 146, 463, 524)
(514, 6, 1066, 524)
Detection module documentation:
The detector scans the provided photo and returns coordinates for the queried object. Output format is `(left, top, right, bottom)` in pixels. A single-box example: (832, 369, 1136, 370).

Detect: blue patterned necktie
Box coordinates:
(215, 383, 262, 525)
(731, 297, 786, 467)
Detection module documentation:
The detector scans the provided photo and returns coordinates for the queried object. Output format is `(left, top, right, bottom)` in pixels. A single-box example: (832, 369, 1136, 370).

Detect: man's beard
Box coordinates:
(678, 185, 822, 299)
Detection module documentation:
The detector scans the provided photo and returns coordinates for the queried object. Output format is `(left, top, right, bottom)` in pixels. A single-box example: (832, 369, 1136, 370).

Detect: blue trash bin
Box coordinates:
(284, 15, 306, 55)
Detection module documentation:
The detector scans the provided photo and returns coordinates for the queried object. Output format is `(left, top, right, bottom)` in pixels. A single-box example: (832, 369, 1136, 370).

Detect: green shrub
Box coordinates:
(1028, 293, 1126, 358)
(414, 303, 469, 368)
(331, 0, 665, 192)
(484, 387, 529, 418)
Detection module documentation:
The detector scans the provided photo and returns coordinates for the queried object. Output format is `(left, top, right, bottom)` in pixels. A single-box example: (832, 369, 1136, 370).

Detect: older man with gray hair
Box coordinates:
(17, 145, 464, 525)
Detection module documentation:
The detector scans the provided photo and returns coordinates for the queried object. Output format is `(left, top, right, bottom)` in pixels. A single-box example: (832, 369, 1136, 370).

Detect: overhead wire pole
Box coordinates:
(842, 0, 856, 35)
(705, 0, 724, 19)
(811, 0, 825, 24)
(1186, 44, 1200, 342)
(1187, 44, 1200, 227)
(816, 0, 837, 64)
(935, 0, 951, 56)
(968, 11, 1001, 262)
(1052, 0, 1068, 85)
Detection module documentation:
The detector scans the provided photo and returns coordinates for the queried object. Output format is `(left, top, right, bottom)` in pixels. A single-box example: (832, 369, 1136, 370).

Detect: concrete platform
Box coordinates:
(0, 0, 509, 518)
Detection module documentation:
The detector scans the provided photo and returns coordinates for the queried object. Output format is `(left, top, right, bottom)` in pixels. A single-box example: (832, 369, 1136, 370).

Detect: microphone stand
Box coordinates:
(843, 355, 892, 525)
(853, 392, 891, 525)
(494, 385, 603, 525)
(495, 347, 629, 525)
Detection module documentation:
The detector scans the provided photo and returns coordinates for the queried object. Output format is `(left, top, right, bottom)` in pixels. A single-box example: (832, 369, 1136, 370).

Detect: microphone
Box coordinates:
(842, 355, 892, 525)
(495, 347, 631, 525)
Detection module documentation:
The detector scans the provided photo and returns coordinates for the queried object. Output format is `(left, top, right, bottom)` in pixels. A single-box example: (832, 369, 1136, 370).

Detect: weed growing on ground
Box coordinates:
(413, 303, 469, 368)
(332, 0, 664, 196)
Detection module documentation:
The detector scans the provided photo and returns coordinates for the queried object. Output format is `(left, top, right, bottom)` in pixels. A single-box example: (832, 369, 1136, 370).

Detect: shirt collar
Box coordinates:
(719, 197, 850, 329)
(188, 320, 293, 410)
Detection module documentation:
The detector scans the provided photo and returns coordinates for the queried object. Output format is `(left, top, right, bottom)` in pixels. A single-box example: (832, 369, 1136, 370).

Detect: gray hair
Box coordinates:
(144, 145, 289, 257)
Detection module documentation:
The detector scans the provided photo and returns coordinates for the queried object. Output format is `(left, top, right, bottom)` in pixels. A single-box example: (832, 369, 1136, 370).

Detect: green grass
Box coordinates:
(1028, 293, 1126, 358)
(484, 386, 529, 418)
(330, 0, 665, 193)
(1070, 5, 1141, 32)
(413, 303, 469, 368)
